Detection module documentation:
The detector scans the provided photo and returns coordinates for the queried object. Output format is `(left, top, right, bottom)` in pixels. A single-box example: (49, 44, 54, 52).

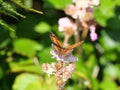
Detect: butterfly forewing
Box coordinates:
(49, 32, 62, 48)
(65, 41, 84, 50)
(62, 41, 84, 55)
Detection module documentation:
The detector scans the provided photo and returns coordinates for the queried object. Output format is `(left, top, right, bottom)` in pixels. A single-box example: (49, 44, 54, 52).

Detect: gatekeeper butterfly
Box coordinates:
(50, 32, 84, 56)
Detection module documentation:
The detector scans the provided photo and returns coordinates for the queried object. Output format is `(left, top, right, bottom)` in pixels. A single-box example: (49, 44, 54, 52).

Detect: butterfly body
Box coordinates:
(52, 43, 73, 56)
(50, 32, 84, 56)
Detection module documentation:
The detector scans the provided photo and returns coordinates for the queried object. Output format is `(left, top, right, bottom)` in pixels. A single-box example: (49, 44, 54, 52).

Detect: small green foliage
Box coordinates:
(12, 0, 43, 14)
(0, 0, 42, 32)
(0, 1, 26, 18)
(0, 20, 15, 31)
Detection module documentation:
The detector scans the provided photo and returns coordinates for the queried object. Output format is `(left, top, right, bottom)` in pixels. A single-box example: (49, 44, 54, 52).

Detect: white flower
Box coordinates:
(42, 63, 54, 76)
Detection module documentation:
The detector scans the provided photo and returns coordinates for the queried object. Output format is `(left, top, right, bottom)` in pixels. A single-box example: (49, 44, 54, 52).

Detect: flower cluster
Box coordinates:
(42, 0, 100, 89)
(42, 62, 76, 89)
(65, 0, 99, 21)
(58, 0, 100, 42)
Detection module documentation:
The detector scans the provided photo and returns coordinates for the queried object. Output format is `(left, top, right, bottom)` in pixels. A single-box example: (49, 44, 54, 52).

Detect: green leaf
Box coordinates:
(38, 47, 55, 63)
(12, 73, 42, 90)
(9, 58, 42, 74)
(12, 73, 56, 90)
(35, 22, 51, 34)
(100, 79, 118, 90)
(13, 38, 43, 57)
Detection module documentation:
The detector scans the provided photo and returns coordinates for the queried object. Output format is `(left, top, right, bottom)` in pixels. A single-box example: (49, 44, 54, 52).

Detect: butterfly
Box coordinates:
(49, 32, 84, 56)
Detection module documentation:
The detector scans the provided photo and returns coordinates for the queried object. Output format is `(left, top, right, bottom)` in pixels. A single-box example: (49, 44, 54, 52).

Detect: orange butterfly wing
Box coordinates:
(50, 32, 64, 54)
(49, 32, 63, 48)
(65, 41, 84, 50)
(63, 41, 84, 54)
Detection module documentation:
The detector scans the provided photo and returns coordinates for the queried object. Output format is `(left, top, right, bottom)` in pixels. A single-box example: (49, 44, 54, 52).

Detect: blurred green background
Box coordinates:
(0, 0, 120, 90)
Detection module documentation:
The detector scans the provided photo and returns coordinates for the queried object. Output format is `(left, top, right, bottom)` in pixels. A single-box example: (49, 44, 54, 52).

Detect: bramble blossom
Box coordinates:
(42, 61, 76, 89)
(65, 5, 82, 19)
(63, 0, 100, 41)
(58, 17, 77, 36)
(65, 4, 87, 21)
(58, 17, 74, 31)
(42, 41, 78, 89)
(42, 63, 55, 76)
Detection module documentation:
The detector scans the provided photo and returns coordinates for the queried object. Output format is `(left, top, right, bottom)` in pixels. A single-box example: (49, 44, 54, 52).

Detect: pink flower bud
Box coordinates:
(90, 25, 98, 41)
